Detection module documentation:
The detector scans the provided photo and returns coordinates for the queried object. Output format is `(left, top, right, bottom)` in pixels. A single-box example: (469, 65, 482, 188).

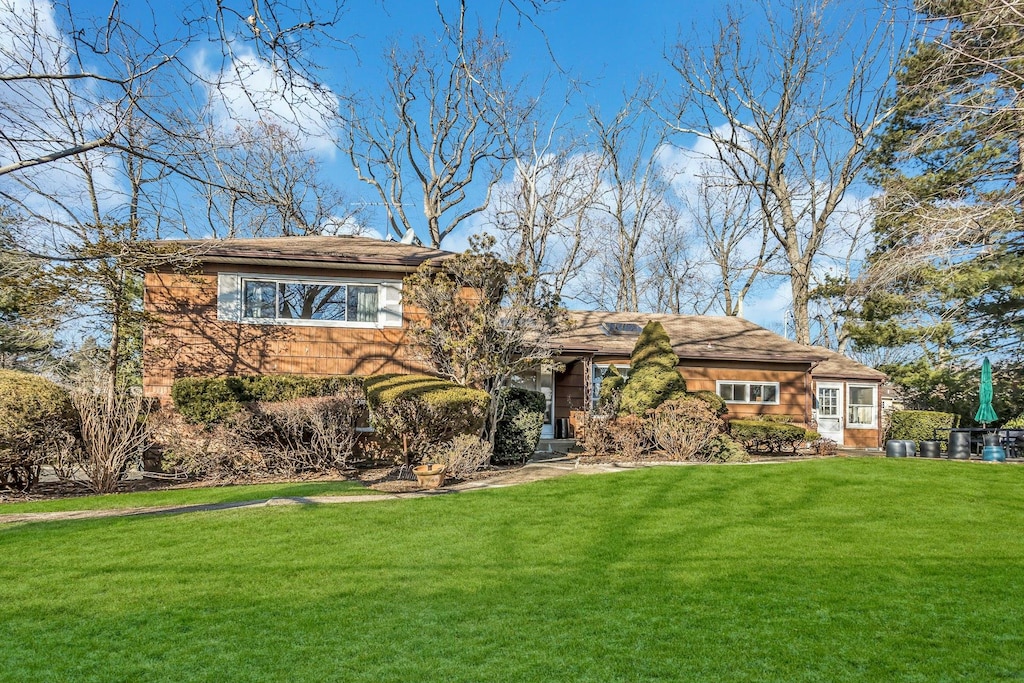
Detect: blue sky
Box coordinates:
(29, 0, 897, 332)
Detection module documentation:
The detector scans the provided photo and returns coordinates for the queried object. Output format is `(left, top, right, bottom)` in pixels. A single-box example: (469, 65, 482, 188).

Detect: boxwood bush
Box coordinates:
(728, 419, 812, 453)
(887, 410, 959, 444)
(171, 374, 362, 424)
(493, 387, 546, 464)
(363, 374, 490, 464)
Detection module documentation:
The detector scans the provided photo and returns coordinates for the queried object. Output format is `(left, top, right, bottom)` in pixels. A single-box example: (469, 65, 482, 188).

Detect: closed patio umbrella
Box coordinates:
(974, 357, 997, 426)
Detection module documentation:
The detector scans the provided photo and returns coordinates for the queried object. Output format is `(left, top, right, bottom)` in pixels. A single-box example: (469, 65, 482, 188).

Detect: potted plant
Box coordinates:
(412, 462, 446, 489)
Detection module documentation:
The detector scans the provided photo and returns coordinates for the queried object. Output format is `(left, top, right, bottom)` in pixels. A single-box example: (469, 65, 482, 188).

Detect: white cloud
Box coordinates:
(194, 48, 341, 158)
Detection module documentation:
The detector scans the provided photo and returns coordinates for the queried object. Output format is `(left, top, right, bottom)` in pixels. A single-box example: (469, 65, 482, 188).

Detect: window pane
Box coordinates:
(849, 405, 874, 425)
(719, 383, 746, 402)
(762, 384, 778, 403)
(347, 285, 379, 323)
(849, 386, 873, 406)
(750, 384, 764, 402)
(278, 283, 347, 320)
(243, 281, 277, 319)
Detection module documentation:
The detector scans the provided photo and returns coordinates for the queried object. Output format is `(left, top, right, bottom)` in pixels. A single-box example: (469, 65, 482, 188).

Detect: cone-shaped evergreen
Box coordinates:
(598, 364, 625, 411)
(617, 321, 687, 416)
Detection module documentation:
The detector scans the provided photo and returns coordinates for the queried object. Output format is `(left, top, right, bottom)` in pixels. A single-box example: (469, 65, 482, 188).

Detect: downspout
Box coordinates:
(805, 360, 822, 428)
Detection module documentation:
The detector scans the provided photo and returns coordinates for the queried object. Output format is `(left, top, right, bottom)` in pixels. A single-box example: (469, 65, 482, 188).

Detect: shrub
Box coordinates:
(728, 419, 811, 453)
(811, 438, 838, 457)
(364, 374, 490, 464)
(651, 396, 722, 461)
(608, 414, 654, 461)
(244, 387, 363, 474)
(69, 386, 152, 493)
(690, 390, 728, 417)
(887, 409, 959, 444)
(598, 365, 626, 411)
(493, 387, 546, 464)
(171, 374, 363, 424)
(1004, 415, 1024, 429)
(0, 370, 77, 491)
(155, 412, 264, 479)
(701, 434, 749, 463)
(617, 321, 687, 416)
(576, 412, 615, 457)
(171, 377, 242, 424)
(430, 434, 492, 480)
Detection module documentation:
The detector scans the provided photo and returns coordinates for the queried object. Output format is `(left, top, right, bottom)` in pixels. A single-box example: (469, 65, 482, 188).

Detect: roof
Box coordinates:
(153, 235, 453, 271)
(808, 346, 887, 381)
(552, 310, 826, 364)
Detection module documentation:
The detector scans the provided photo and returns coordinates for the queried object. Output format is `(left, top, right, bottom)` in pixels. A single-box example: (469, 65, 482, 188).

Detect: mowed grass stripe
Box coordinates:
(1, 458, 1022, 682)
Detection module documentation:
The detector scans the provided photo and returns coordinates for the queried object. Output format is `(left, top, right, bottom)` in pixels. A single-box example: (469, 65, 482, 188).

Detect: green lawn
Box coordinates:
(0, 480, 374, 513)
(2, 458, 1023, 682)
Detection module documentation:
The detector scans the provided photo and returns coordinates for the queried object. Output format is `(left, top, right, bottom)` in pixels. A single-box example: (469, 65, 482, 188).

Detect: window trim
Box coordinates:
(233, 273, 389, 328)
(715, 380, 781, 405)
(846, 383, 878, 429)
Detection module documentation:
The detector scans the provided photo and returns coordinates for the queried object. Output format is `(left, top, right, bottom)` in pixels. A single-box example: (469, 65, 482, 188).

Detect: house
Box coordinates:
(142, 235, 884, 448)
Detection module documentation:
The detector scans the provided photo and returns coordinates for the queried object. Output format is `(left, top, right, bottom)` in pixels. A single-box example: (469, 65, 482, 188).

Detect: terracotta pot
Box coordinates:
(413, 463, 446, 489)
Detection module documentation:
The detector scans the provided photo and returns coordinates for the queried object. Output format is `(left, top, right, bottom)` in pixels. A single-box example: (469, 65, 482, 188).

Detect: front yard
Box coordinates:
(2, 458, 1023, 681)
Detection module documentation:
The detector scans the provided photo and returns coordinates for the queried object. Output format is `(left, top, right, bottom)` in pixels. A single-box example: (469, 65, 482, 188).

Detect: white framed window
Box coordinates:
(217, 273, 403, 328)
(716, 380, 780, 405)
(847, 384, 877, 428)
(592, 364, 630, 408)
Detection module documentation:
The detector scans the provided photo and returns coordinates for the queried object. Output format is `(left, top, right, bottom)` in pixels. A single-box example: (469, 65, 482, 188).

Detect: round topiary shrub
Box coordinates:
(617, 321, 687, 416)
(0, 369, 77, 468)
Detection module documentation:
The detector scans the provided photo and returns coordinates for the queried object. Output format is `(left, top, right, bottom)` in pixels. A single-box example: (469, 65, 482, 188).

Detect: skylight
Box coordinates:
(600, 322, 643, 336)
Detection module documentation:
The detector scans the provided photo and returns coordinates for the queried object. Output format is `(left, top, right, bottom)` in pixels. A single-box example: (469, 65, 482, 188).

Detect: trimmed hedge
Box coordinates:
(887, 410, 959, 444)
(171, 374, 362, 424)
(691, 390, 728, 417)
(728, 419, 811, 453)
(363, 374, 490, 464)
(494, 387, 546, 464)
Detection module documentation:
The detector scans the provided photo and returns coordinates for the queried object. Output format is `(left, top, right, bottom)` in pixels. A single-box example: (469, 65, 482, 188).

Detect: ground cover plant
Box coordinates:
(0, 480, 372, 514)
(2, 459, 1024, 681)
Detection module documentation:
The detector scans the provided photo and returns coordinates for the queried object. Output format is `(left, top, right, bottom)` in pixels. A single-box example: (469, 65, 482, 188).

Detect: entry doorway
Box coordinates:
(512, 366, 555, 439)
(816, 383, 844, 445)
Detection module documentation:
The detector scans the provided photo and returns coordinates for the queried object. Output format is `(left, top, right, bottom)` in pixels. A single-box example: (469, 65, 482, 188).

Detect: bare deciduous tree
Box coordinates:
(490, 120, 604, 303)
(588, 91, 676, 312)
(669, 0, 901, 343)
(343, 7, 532, 247)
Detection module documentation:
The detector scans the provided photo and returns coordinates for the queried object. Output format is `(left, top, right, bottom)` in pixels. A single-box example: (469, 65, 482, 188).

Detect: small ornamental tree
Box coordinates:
(402, 235, 569, 446)
(617, 321, 687, 416)
(598, 365, 626, 412)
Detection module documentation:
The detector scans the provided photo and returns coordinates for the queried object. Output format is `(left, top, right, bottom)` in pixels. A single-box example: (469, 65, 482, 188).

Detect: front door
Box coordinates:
(816, 383, 844, 445)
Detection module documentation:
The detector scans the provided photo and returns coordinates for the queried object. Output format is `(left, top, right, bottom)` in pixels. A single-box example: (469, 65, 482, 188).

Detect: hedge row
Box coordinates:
(171, 375, 362, 424)
(887, 410, 959, 444)
(728, 419, 813, 453)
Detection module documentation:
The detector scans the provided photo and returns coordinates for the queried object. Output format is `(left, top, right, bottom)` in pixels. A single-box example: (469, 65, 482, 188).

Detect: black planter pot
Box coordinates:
(948, 432, 971, 460)
(885, 440, 907, 458)
(919, 440, 941, 458)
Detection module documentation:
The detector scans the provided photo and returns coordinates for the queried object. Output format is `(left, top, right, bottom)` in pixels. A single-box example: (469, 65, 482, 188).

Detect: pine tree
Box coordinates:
(855, 0, 1024, 361)
(617, 321, 687, 416)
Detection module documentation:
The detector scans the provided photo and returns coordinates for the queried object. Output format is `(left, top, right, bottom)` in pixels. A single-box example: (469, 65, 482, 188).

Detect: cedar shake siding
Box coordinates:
(142, 236, 450, 402)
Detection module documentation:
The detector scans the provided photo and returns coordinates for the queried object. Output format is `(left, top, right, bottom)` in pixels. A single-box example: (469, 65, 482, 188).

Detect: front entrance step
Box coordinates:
(534, 438, 578, 460)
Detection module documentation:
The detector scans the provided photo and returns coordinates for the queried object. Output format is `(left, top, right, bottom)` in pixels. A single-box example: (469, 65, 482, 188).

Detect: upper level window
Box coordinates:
(847, 385, 877, 427)
(243, 279, 379, 323)
(717, 381, 779, 404)
(217, 272, 402, 328)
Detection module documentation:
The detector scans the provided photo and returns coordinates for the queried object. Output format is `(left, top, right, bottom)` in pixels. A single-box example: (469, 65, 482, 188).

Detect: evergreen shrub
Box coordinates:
(887, 410, 959, 444)
(0, 369, 77, 465)
(171, 374, 362, 424)
(363, 374, 489, 463)
(617, 321, 686, 416)
(493, 387, 546, 464)
(728, 419, 811, 453)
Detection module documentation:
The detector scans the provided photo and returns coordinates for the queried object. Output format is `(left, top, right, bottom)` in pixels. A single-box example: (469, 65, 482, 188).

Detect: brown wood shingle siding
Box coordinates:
(143, 267, 431, 401)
